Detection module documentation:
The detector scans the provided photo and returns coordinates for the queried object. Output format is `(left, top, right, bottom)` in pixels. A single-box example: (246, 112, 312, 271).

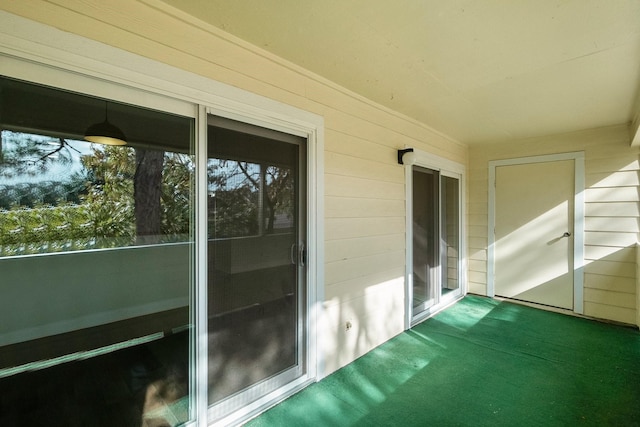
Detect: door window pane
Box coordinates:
(441, 175, 460, 294)
(207, 117, 305, 417)
(412, 167, 438, 313)
(0, 77, 195, 426)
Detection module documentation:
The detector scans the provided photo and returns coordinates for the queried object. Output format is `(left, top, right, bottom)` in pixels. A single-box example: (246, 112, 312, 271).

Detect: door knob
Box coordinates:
(563, 232, 571, 237)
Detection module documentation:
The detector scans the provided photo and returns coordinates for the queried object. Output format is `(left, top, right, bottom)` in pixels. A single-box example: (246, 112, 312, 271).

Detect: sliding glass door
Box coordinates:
(0, 76, 195, 426)
(0, 76, 314, 427)
(1, 24, 324, 422)
(206, 116, 307, 421)
(411, 166, 462, 323)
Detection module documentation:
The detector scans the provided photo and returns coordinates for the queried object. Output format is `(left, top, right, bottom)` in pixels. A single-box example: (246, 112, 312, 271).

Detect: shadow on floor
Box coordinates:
(247, 295, 640, 427)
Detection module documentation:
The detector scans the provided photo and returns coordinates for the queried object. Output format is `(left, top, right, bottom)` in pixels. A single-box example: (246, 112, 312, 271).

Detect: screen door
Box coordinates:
(206, 116, 307, 420)
(412, 167, 439, 314)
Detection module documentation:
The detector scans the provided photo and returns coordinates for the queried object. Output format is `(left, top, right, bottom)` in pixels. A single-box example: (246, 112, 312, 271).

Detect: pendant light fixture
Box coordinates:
(84, 101, 127, 146)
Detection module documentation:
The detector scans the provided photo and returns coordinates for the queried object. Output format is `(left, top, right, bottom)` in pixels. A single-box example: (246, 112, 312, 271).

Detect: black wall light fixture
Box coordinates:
(397, 148, 415, 165)
(84, 101, 127, 146)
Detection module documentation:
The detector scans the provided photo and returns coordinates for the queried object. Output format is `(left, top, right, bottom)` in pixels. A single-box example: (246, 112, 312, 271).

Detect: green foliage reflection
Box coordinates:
(0, 131, 192, 256)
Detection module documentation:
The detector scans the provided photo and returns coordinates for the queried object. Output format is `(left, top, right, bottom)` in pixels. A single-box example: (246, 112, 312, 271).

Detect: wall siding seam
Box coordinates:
(583, 298, 636, 310)
(325, 232, 407, 244)
(324, 269, 405, 293)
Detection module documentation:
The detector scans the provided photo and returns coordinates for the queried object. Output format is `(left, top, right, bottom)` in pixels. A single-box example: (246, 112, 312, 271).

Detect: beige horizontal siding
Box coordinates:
(584, 288, 636, 310)
(586, 202, 640, 217)
(468, 225, 488, 238)
(324, 129, 399, 163)
(586, 187, 639, 203)
(584, 302, 636, 324)
(468, 259, 488, 273)
(584, 273, 636, 294)
(325, 151, 404, 182)
(586, 156, 640, 174)
(325, 217, 405, 241)
(325, 234, 405, 263)
(468, 202, 489, 215)
(585, 245, 636, 262)
(467, 160, 489, 296)
(468, 215, 489, 229)
(468, 236, 488, 250)
(325, 197, 405, 218)
(584, 231, 638, 248)
(325, 250, 405, 287)
(587, 170, 640, 188)
(585, 217, 639, 233)
(583, 134, 638, 324)
(324, 266, 405, 302)
(585, 260, 636, 278)
(470, 248, 488, 261)
(322, 275, 404, 372)
(325, 174, 405, 199)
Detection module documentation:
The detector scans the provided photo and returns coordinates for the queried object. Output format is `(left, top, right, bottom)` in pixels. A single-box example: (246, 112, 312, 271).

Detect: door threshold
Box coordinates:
(410, 293, 465, 328)
(494, 296, 573, 314)
(493, 296, 637, 328)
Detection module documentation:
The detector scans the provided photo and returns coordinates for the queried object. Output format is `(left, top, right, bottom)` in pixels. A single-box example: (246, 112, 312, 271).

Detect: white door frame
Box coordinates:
(487, 152, 585, 314)
(403, 148, 466, 329)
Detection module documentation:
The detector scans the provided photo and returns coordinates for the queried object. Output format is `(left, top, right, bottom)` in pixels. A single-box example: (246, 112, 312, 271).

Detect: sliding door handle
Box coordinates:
(299, 243, 306, 267)
(290, 243, 306, 266)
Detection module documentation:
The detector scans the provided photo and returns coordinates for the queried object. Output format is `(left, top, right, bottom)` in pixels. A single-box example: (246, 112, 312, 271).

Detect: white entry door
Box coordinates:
(494, 159, 575, 309)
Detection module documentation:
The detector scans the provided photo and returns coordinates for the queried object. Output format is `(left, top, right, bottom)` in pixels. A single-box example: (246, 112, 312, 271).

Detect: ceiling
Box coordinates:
(162, 0, 640, 145)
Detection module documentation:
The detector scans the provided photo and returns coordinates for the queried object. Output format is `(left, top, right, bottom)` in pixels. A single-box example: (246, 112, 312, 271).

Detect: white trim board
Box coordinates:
(487, 152, 585, 314)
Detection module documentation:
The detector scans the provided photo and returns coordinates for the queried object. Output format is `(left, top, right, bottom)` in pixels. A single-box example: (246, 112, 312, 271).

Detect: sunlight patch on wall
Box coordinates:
(496, 202, 571, 297)
(321, 276, 404, 373)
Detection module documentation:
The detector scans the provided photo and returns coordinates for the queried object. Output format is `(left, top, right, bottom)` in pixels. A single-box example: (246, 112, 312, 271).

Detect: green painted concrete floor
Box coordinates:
(246, 295, 640, 426)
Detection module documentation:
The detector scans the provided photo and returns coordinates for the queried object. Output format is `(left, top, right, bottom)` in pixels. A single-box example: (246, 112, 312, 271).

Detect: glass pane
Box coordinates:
(441, 175, 460, 294)
(0, 77, 195, 426)
(412, 167, 438, 314)
(207, 118, 304, 413)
